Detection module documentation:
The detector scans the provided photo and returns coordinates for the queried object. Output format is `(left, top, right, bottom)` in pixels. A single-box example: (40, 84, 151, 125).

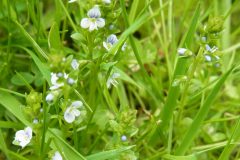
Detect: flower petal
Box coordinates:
(52, 151, 63, 160)
(64, 111, 75, 123)
(96, 18, 105, 28)
(71, 101, 83, 108)
(89, 22, 98, 31)
(15, 130, 26, 141)
(81, 18, 91, 28)
(103, 42, 111, 51)
(25, 127, 32, 139)
(87, 7, 101, 18)
(73, 109, 80, 117)
(71, 59, 79, 70)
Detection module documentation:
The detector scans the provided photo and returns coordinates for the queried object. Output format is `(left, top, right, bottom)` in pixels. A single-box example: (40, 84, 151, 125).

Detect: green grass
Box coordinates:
(0, 0, 240, 159)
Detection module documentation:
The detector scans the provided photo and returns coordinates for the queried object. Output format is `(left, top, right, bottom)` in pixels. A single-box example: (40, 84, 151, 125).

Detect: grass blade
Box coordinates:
(48, 129, 86, 160)
(0, 92, 30, 126)
(86, 146, 135, 160)
(13, 20, 49, 61)
(159, 2, 201, 131)
(175, 67, 234, 155)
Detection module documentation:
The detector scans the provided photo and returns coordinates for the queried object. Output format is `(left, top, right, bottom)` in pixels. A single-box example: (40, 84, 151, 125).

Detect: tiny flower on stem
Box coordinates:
(121, 135, 127, 141)
(13, 127, 32, 148)
(46, 93, 54, 103)
(177, 48, 187, 55)
(103, 34, 118, 51)
(103, 34, 126, 51)
(205, 44, 218, 53)
(205, 55, 212, 62)
(107, 72, 120, 89)
(81, 6, 105, 32)
(52, 151, 63, 160)
(71, 59, 79, 70)
(50, 73, 68, 90)
(64, 101, 83, 123)
(177, 48, 192, 57)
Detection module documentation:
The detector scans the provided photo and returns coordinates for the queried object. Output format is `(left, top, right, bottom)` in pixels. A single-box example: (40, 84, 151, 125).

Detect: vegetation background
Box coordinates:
(0, 0, 240, 159)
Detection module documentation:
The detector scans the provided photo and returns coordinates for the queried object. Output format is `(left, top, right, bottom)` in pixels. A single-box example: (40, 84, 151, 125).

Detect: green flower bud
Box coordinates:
(207, 16, 224, 33)
(26, 91, 42, 105)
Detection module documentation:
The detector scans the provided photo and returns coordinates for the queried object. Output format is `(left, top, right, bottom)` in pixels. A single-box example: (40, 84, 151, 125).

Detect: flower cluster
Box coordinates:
(64, 101, 83, 123)
(13, 127, 32, 148)
(46, 58, 79, 104)
(199, 16, 223, 67)
(103, 34, 126, 52)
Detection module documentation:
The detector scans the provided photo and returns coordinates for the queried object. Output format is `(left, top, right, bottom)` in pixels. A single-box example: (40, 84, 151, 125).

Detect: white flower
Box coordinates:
(67, 78, 76, 85)
(13, 127, 32, 148)
(71, 59, 79, 70)
(107, 72, 120, 89)
(80, 6, 105, 32)
(68, 0, 77, 3)
(52, 151, 63, 160)
(204, 55, 211, 62)
(103, 34, 118, 51)
(177, 48, 187, 55)
(64, 101, 83, 123)
(121, 135, 127, 141)
(46, 93, 54, 103)
(102, 0, 111, 4)
(50, 73, 64, 90)
(33, 118, 39, 124)
(205, 44, 218, 53)
(50, 73, 68, 90)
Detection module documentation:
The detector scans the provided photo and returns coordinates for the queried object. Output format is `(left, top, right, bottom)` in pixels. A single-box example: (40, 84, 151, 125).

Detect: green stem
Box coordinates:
(177, 47, 204, 124)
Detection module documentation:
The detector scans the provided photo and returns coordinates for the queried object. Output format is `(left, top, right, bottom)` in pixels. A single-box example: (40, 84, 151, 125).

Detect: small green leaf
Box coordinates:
(48, 22, 62, 50)
(71, 32, 86, 42)
(11, 72, 34, 86)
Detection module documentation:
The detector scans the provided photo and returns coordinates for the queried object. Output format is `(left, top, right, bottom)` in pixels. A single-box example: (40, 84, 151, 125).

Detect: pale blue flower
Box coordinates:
(64, 101, 83, 123)
(81, 7, 105, 32)
(107, 72, 120, 88)
(205, 55, 211, 62)
(177, 48, 187, 55)
(46, 93, 54, 103)
(121, 135, 127, 141)
(71, 59, 79, 70)
(13, 127, 32, 148)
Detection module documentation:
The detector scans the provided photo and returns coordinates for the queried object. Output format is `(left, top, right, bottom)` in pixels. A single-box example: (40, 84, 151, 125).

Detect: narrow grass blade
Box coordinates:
(86, 145, 135, 160)
(0, 121, 23, 129)
(219, 117, 240, 160)
(8, 151, 29, 160)
(159, 2, 201, 131)
(175, 67, 234, 155)
(48, 22, 62, 50)
(13, 20, 49, 61)
(0, 87, 25, 98)
(0, 92, 30, 126)
(74, 89, 93, 113)
(48, 129, 86, 160)
(163, 154, 197, 160)
(15, 46, 51, 85)
(0, 130, 11, 160)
